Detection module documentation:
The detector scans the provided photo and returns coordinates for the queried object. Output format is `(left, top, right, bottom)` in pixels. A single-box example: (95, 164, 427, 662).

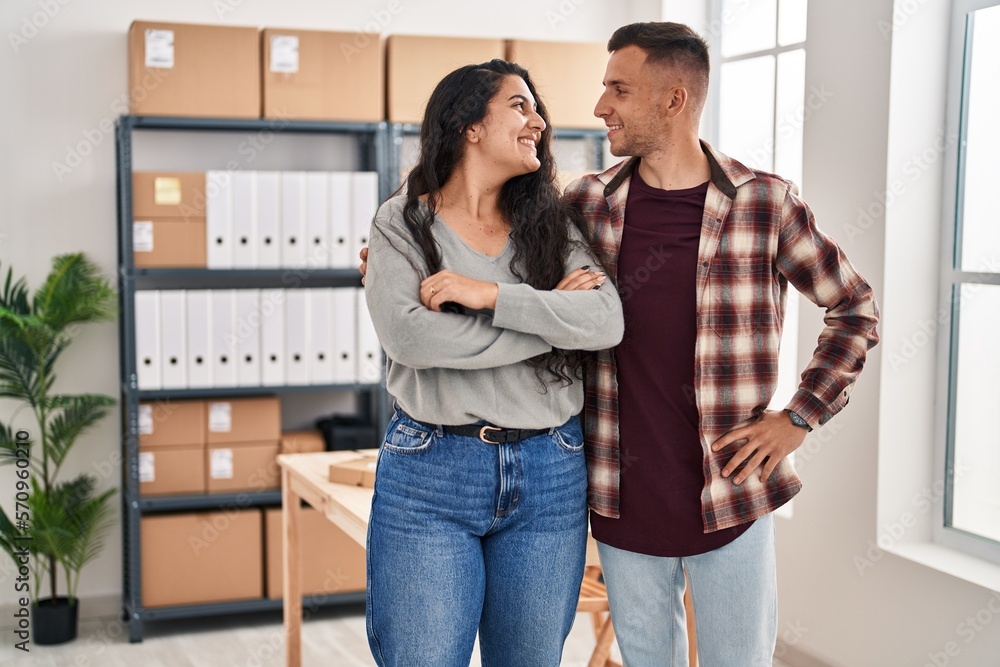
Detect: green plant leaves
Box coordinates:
(0, 253, 118, 603)
(45, 394, 115, 472)
(34, 254, 116, 333)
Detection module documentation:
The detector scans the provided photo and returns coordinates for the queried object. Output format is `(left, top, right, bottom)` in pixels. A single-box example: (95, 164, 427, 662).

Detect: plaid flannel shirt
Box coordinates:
(566, 141, 880, 532)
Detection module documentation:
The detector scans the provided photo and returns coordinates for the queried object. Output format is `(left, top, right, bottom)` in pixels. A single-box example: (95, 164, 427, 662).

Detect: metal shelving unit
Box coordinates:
(115, 115, 391, 642)
(386, 122, 609, 190)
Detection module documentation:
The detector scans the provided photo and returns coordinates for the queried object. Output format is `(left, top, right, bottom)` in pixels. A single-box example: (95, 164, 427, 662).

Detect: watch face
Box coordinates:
(787, 410, 810, 430)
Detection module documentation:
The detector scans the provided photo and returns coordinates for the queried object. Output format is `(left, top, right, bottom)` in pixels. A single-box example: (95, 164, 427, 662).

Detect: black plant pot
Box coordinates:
(32, 597, 78, 645)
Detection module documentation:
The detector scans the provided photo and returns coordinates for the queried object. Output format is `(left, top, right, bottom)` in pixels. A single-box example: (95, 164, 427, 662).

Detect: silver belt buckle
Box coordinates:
(479, 425, 502, 444)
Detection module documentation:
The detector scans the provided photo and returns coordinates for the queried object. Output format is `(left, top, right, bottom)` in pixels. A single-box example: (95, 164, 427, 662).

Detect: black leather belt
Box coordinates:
(401, 410, 548, 445)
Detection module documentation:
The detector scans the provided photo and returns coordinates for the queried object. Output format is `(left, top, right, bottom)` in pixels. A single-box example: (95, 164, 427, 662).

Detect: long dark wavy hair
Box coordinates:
(402, 59, 587, 386)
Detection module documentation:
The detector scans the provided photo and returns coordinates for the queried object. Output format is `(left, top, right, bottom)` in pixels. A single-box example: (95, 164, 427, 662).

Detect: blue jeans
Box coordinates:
(366, 410, 589, 667)
(597, 513, 776, 667)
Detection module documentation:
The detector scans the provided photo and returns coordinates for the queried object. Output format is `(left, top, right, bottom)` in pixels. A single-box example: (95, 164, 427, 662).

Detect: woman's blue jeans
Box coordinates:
(365, 409, 588, 667)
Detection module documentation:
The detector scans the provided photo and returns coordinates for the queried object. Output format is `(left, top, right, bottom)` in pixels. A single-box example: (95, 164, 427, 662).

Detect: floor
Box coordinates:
(1, 605, 794, 666)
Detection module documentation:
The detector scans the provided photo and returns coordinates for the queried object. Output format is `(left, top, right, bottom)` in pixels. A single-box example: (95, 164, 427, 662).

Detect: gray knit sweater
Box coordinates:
(364, 195, 624, 428)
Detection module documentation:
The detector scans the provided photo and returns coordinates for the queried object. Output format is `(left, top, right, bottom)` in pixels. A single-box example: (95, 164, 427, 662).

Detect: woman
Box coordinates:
(363, 59, 624, 667)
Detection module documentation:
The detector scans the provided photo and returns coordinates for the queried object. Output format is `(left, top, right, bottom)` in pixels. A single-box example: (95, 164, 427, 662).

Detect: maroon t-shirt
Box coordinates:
(589, 168, 753, 556)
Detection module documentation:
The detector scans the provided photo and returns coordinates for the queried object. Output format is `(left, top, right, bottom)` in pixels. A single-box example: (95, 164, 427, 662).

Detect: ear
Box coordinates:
(464, 122, 484, 143)
(664, 86, 688, 118)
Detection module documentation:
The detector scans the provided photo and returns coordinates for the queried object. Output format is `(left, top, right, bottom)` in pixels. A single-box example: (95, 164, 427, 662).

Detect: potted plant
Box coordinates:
(0, 253, 117, 645)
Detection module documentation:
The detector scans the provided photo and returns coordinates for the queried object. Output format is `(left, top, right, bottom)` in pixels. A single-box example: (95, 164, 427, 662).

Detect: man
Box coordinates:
(569, 22, 879, 666)
(360, 21, 879, 665)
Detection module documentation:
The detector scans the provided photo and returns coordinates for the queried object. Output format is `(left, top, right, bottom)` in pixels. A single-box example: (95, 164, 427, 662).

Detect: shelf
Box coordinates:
(552, 127, 610, 140)
(139, 489, 282, 512)
(122, 115, 386, 135)
(135, 591, 366, 623)
(135, 383, 382, 400)
(131, 268, 363, 290)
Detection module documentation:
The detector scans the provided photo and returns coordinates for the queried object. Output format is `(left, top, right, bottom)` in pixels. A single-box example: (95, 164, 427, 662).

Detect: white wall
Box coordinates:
(0, 0, 662, 623)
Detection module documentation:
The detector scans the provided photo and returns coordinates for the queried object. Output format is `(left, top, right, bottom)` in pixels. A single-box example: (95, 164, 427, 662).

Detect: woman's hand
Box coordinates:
(420, 271, 499, 312)
(555, 266, 606, 291)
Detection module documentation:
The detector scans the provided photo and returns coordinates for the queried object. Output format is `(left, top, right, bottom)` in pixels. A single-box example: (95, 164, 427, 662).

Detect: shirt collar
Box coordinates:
(598, 140, 755, 200)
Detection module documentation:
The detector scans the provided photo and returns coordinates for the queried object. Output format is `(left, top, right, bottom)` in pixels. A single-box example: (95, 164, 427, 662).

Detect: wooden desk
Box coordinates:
(278, 450, 379, 667)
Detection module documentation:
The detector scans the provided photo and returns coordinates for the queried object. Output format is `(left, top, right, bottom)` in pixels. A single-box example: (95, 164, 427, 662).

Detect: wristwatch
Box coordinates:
(785, 409, 812, 432)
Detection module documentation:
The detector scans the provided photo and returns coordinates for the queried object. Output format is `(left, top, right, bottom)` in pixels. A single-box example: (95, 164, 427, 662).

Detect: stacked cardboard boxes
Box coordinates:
(206, 397, 282, 493)
(138, 396, 282, 496)
(132, 172, 207, 268)
(138, 400, 206, 496)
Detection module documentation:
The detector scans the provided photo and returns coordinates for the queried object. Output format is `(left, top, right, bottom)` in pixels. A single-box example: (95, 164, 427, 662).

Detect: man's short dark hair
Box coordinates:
(608, 22, 710, 114)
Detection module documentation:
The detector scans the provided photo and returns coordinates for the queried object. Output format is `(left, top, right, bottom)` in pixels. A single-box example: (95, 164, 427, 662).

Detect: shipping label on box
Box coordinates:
(139, 452, 156, 483)
(138, 404, 154, 435)
(210, 448, 234, 479)
(270, 35, 299, 73)
(208, 401, 232, 432)
(328, 455, 377, 487)
(145, 28, 174, 68)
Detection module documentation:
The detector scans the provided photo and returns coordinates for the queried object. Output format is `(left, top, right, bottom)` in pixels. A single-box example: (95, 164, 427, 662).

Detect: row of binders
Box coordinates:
(134, 288, 381, 390)
(205, 170, 378, 269)
(131, 170, 378, 270)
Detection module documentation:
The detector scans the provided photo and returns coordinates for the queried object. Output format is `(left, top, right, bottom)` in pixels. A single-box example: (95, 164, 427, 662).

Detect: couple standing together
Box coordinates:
(360, 21, 879, 667)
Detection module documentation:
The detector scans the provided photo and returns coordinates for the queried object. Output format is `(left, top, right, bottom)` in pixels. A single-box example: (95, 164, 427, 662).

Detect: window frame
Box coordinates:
(934, 0, 1000, 565)
(708, 0, 807, 175)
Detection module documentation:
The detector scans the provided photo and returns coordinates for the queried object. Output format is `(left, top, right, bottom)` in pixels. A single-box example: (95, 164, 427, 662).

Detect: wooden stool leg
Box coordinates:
(588, 614, 617, 667)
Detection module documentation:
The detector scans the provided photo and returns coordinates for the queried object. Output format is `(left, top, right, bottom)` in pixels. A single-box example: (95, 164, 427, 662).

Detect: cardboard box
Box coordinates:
(133, 172, 207, 219)
(263, 507, 366, 598)
(205, 397, 281, 444)
(139, 400, 205, 448)
(141, 511, 262, 607)
(138, 446, 206, 496)
(505, 40, 608, 129)
(386, 35, 506, 123)
(262, 28, 383, 122)
(328, 455, 377, 487)
(280, 429, 326, 454)
(206, 441, 281, 493)
(129, 21, 260, 118)
(132, 219, 207, 269)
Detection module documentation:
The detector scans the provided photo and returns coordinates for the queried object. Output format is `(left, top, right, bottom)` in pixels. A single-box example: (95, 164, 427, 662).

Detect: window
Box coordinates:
(713, 0, 808, 188)
(708, 0, 807, 419)
(939, 0, 1000, 563)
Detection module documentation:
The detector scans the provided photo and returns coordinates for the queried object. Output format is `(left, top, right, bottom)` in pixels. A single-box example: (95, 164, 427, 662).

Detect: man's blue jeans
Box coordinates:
(366, 409, 588, 667)
(598, 513, 777, 666)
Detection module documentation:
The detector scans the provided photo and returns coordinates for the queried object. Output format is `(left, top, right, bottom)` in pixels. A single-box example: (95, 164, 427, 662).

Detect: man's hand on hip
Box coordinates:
(711, 410, 808, 485)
